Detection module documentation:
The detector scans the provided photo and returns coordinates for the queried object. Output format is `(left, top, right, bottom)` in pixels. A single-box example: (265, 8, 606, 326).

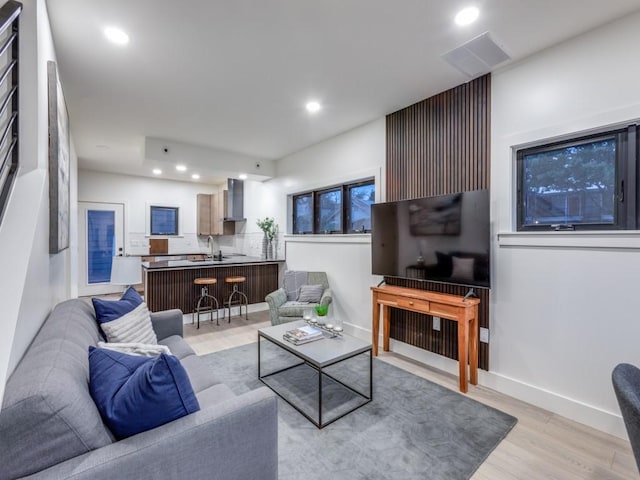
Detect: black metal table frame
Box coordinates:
(258, 332, 372, 429)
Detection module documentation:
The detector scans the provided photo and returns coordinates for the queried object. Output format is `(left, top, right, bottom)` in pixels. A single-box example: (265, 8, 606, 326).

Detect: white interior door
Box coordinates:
(78, 202, 125, 297)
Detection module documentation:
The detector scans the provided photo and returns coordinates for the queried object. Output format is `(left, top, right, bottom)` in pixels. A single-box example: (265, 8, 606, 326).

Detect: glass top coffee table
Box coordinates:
(258, 320, 372, 428)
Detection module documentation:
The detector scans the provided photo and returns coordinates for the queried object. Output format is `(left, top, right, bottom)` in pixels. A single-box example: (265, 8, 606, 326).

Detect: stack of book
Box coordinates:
(283, 325, 324, 345)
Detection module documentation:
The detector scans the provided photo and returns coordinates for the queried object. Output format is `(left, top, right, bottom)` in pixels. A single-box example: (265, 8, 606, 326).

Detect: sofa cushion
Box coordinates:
(92, 287, 157, 344)
(180, 354, 224, 392)
(196, 383, 237, 408)
(0, 300, 114, 480)
(159, 335, 196, 359)
(89, 347, 200, 439)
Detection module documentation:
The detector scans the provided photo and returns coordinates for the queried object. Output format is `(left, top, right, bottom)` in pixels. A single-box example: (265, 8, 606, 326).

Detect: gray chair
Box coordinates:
(612, 363, 640, 473)
(265, 271, 332, 325)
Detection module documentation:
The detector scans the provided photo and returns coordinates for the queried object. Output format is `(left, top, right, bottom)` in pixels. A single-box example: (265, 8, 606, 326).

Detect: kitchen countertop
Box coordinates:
(142, 255, 285, 270)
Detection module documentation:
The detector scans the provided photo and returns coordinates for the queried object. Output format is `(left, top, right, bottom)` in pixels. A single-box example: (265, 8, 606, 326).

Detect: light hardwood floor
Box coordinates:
(184, 311, 638, 480)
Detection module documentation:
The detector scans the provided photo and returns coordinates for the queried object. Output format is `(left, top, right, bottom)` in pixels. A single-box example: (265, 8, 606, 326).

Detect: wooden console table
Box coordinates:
(371, 285, 480, 393)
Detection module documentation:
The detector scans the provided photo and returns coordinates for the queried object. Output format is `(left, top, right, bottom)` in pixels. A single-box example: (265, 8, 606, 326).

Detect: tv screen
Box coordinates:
(371, 190, 490, 289)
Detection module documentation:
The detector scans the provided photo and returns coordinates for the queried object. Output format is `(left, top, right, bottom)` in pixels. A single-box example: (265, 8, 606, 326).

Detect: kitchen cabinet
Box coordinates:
(197, 192, 234, 236)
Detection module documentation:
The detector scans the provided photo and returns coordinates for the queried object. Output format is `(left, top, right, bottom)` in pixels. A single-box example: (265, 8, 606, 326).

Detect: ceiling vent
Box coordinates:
(442, 32, 510, 78)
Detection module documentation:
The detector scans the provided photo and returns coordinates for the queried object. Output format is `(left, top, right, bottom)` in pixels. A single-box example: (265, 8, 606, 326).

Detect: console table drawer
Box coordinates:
(397, 297, 430, 313)
(376, 293, 399, 306)
(429, 302, 460, 319)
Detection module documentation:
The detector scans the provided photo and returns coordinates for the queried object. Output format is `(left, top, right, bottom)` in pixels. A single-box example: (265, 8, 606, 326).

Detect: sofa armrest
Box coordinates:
(265, 288, 287, 325)
(24, 387, 278, 480)
(150, 309, 184, 340)
(320, 288, 333, 306)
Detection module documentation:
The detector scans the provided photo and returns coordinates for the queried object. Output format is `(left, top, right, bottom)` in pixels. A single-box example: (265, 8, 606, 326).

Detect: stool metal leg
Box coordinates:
(194, 285, 220, 328)
(225, 284, 248, 321)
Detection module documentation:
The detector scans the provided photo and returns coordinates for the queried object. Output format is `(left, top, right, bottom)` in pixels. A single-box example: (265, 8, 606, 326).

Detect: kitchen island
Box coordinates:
(142, 255, 284, 314)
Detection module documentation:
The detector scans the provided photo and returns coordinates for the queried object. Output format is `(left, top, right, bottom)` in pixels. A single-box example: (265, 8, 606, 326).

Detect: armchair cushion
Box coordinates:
(279, 302, 315, 318)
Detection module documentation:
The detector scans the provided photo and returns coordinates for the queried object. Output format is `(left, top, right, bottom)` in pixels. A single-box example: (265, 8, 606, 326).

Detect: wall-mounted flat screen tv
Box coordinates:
(371, 189, 490, 289)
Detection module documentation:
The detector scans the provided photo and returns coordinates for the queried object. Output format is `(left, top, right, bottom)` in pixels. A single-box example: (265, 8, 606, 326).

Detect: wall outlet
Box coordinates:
(480, 327, 489, 343)
(432, 316, 441, 331)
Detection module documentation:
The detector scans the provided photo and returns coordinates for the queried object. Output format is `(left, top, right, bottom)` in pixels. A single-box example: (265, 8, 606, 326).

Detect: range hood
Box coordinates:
(224, 178, 245, 221)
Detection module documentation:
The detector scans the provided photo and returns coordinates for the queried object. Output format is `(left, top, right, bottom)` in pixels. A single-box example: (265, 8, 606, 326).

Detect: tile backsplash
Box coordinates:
(126, 232, 284, 259)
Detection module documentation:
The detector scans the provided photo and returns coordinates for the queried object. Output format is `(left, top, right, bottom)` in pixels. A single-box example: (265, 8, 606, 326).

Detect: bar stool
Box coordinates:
(193, 277, 221, 328)
(224, 275, 248, 321)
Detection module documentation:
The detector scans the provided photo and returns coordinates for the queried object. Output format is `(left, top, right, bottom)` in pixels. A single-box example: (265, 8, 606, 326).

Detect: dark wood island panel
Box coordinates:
(144, 263, 279, 313)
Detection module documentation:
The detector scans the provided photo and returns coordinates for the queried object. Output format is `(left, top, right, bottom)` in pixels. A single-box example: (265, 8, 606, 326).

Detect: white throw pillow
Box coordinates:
(97, 341, 171, 357)
(99, 302, 158, 345)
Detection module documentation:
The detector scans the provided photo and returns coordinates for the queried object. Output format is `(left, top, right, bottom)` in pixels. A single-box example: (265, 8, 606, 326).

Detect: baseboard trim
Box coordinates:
(344, 322, 627, 439)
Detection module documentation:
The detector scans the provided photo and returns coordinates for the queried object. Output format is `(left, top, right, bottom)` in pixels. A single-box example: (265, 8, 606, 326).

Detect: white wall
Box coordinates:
(78, 170, 219, 255)
(252, 118, 386, 335)
(0, 0, 76, 400)
(247, 13, 640, 440)
(489, 11, 640, 438)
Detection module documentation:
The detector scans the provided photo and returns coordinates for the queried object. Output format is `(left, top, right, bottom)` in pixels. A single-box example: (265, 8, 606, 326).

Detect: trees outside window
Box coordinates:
(516, 125, 637, 231)
(292, 178, 375, 234)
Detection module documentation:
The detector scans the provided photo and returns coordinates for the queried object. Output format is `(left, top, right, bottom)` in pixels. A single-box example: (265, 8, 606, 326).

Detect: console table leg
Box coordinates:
(372, 296, 380, 356)
(458, 320, 469, 393)
(382, 305, 390, 352)
(469, 311, 479, 385)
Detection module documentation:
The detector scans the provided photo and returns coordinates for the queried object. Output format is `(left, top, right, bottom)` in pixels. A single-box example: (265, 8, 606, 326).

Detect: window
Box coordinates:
(293, 193, 313, 234)
(150, 206, 179, 235)
(516, 125, 638, 231)
(347, 181, 375, 232)
(315, 187, 342, 233)
(292, 178, 375, 234)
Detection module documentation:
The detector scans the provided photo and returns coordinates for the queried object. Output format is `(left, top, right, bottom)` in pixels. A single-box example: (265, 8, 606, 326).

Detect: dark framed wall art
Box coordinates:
(47, 60, 70, 254)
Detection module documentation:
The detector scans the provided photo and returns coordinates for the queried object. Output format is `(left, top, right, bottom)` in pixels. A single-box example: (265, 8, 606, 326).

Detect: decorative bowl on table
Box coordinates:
(314, 304, 328, 317)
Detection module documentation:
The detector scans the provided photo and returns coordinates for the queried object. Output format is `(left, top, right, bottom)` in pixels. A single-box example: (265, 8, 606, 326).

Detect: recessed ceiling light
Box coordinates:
(152, 168, 162, 175)
(104, 26, 130, 45)
(455, 6, 479, 26)
(191, 174, 200, 180)
(239, 173, 248, 180)
(305, 101, 321, 113)
(175, 164, 187, 172)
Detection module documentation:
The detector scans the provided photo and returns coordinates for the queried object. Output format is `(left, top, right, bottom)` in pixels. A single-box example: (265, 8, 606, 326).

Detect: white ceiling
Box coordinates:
(45, 0, 640, 185)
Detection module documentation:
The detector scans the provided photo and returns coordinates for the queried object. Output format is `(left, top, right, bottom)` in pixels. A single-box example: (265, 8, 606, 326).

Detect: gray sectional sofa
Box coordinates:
(0, 299, 278, 480)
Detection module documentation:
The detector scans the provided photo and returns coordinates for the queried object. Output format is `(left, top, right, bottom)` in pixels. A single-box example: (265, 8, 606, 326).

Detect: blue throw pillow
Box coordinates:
(92, 286, 143, 323)
(88, 346, 200, 439)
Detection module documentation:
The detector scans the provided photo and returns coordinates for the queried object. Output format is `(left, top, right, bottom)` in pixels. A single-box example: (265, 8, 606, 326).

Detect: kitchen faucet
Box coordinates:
(207, 235, 215, 259)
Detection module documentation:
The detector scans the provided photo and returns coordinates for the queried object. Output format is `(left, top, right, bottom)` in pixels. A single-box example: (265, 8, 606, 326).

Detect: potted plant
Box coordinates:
(256, 217, 278, 259)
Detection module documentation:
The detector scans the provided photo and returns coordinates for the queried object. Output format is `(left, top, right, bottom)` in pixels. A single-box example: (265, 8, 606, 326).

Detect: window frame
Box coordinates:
(292, 192, 313, 234)
(314, 186, 343, 234)
(516, 125, 637, 232)
(345, 179, 376, 233)
(149, 205, 180, 236)
(291, 177, 375, 234)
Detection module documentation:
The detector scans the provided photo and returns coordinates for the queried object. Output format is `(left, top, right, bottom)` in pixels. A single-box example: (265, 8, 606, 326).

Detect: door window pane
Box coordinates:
(316, 189, 342, 233)
(87, 210, 115, 284)
(293, 194, 313, 233)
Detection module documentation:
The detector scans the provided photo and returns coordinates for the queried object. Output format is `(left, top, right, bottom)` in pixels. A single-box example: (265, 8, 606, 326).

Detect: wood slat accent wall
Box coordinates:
(385, 74, 490, 370)
(145, 263, 279, 313)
